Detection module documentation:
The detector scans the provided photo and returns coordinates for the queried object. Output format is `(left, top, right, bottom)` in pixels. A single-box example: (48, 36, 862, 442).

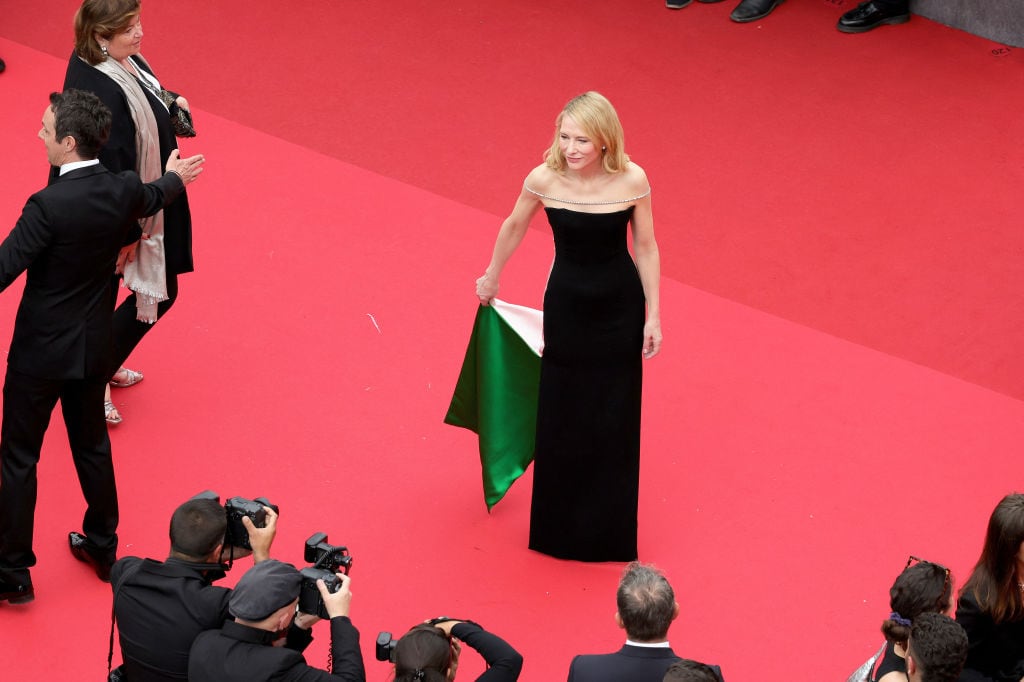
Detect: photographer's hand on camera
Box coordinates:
(432, 619, 463, 637)
(242, 505, 277, 563)
(318, 572, 353, 619)
(293, 610, 321, 631)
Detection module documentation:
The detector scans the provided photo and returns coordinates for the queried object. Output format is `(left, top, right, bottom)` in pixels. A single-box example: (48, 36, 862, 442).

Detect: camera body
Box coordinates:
(375, 631, 397, 663)
(224, 496, 277, 550)
(190, 491, 279, 552)
(298, 567, 342, 619)
(298, 532, 352, 619)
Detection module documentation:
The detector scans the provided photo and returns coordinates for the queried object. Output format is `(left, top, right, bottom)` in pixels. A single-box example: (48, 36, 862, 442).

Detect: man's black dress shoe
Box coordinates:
(837, 1, 910, 33)
(730, 0, 784, 22)
(69, 532, 115, 582)
(667, 0, 727, 8)
(0, 575, 33, 604)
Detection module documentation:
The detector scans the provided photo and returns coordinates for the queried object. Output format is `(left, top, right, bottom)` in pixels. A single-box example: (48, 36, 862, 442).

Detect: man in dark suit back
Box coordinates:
(0, 89, 204, 603)
(567, 562, 724, 682)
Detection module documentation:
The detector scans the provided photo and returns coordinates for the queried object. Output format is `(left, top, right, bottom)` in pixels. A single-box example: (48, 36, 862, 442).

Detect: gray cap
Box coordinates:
(229, 559, 302, 620)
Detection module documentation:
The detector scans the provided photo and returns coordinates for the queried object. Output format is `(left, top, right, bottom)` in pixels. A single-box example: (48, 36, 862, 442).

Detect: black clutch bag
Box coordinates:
(159, 90, 197, 138)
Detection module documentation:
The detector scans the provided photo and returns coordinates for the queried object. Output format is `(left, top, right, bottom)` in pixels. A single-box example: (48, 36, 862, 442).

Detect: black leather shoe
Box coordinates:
(0, 574, 34, 604)
(837, 1, 909, 33)
(730, 0, 784, 22)
(69, 532, 115, 582)
(666, 0, 694, 8)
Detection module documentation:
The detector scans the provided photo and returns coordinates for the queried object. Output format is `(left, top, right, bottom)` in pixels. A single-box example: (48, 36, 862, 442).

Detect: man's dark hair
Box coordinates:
(169, 498, 226, 560)
(49, 89, 111, 160)
(663, 659, 720, 682)
(616, 562, 676, 641)
(907, 612, 968, 682)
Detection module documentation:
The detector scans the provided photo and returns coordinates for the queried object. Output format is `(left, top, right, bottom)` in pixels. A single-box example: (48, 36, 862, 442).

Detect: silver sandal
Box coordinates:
(110, 367, 144, 388)
(104, 401, 122, 425)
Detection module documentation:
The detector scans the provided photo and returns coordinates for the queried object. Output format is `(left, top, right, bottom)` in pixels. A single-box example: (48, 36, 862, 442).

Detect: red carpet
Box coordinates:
(0, 2, 1023, 680)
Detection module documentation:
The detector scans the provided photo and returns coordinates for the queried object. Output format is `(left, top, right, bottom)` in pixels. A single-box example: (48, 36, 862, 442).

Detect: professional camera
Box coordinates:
(190, 491, 279, 552)
(297, 532, 353, 619)
(375, 631, 398, 663)
(224, 496, 277, 550)
(375, 618, 460, 663)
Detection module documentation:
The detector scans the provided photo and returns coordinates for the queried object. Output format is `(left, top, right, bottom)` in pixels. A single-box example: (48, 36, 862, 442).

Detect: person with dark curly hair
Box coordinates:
(906, 613, 967, 682)
(663, 659, 723, 682)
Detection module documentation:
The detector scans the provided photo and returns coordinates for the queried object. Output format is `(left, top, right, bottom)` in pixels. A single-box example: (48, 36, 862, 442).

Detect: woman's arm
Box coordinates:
(628, 166, 662, 359)
(476, 172, 544, 305)
(448, 622, 522, 682)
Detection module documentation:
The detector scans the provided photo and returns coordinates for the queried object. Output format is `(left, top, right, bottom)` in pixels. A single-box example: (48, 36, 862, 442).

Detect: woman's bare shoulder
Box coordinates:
(623, 161, 650, 187)
(524, 164, 558, 191)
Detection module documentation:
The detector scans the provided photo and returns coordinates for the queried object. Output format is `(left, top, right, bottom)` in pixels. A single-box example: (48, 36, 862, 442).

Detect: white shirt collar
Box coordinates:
(625, 640, 671, 648)
(60, 159, 100, 176)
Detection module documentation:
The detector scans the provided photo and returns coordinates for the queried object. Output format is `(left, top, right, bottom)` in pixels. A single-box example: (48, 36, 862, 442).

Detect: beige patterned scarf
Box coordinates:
(92, 54, 167, 322)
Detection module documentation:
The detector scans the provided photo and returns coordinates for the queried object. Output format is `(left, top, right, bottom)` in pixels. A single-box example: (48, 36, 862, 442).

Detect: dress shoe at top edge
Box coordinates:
(69, 531, 115, 582)
(0, 575, 34, 604)
(667, 0, 727, 8)
(730, 0, 784, 22)
(837, 1, 910, 33)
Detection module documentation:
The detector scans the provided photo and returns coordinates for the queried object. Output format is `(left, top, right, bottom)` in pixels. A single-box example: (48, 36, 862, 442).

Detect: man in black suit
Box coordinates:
(567, 562, 724, 682)
(0, 89, 204, 603)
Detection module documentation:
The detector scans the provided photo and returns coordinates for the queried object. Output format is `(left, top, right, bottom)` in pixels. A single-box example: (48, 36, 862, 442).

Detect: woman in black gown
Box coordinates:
(476, 92, 662, 562)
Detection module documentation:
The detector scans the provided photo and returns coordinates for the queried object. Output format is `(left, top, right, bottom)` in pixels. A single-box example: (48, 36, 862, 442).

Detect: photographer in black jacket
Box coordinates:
(110, 496, 277, 681)
(188, 560, 365, 682)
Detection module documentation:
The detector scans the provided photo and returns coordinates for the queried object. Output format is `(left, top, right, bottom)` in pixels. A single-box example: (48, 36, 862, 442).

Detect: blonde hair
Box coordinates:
(74, 0, 141, 65)
(544, 91, 629, 174)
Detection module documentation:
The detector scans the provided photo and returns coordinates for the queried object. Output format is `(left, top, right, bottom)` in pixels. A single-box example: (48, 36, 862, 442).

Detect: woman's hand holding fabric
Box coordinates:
(476, 273, 499, 306)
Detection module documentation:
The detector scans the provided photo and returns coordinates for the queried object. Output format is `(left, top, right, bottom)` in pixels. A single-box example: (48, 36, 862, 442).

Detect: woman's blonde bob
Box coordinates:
(544, 91, 629, 174)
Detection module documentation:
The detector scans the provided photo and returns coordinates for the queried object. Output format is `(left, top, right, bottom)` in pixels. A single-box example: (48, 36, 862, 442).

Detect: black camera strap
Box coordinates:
(107, 560, 144, 676)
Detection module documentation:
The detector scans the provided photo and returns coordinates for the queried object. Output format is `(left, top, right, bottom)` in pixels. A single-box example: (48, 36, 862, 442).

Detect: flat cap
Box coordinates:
(229, 559, 302, 620)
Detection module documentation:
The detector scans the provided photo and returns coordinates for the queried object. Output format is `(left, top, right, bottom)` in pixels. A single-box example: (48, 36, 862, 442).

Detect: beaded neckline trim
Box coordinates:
(525, 185, 651, 206)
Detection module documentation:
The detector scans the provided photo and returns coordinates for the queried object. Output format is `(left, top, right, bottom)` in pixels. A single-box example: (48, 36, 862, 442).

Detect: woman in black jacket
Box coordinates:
(392, 618, 522, 682)
(64, 0, 196, 424)
(956, 493, 1024, 682)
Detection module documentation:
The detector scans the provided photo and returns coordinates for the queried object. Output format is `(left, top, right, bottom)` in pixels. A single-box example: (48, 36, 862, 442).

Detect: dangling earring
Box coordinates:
(101, 43, 109, 57)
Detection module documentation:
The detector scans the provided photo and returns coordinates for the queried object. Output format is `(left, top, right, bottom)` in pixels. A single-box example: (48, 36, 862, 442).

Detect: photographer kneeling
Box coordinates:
(388, 618, 522, 682)
(188, 560, 365, 681)
(110, 496, 277, 681)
